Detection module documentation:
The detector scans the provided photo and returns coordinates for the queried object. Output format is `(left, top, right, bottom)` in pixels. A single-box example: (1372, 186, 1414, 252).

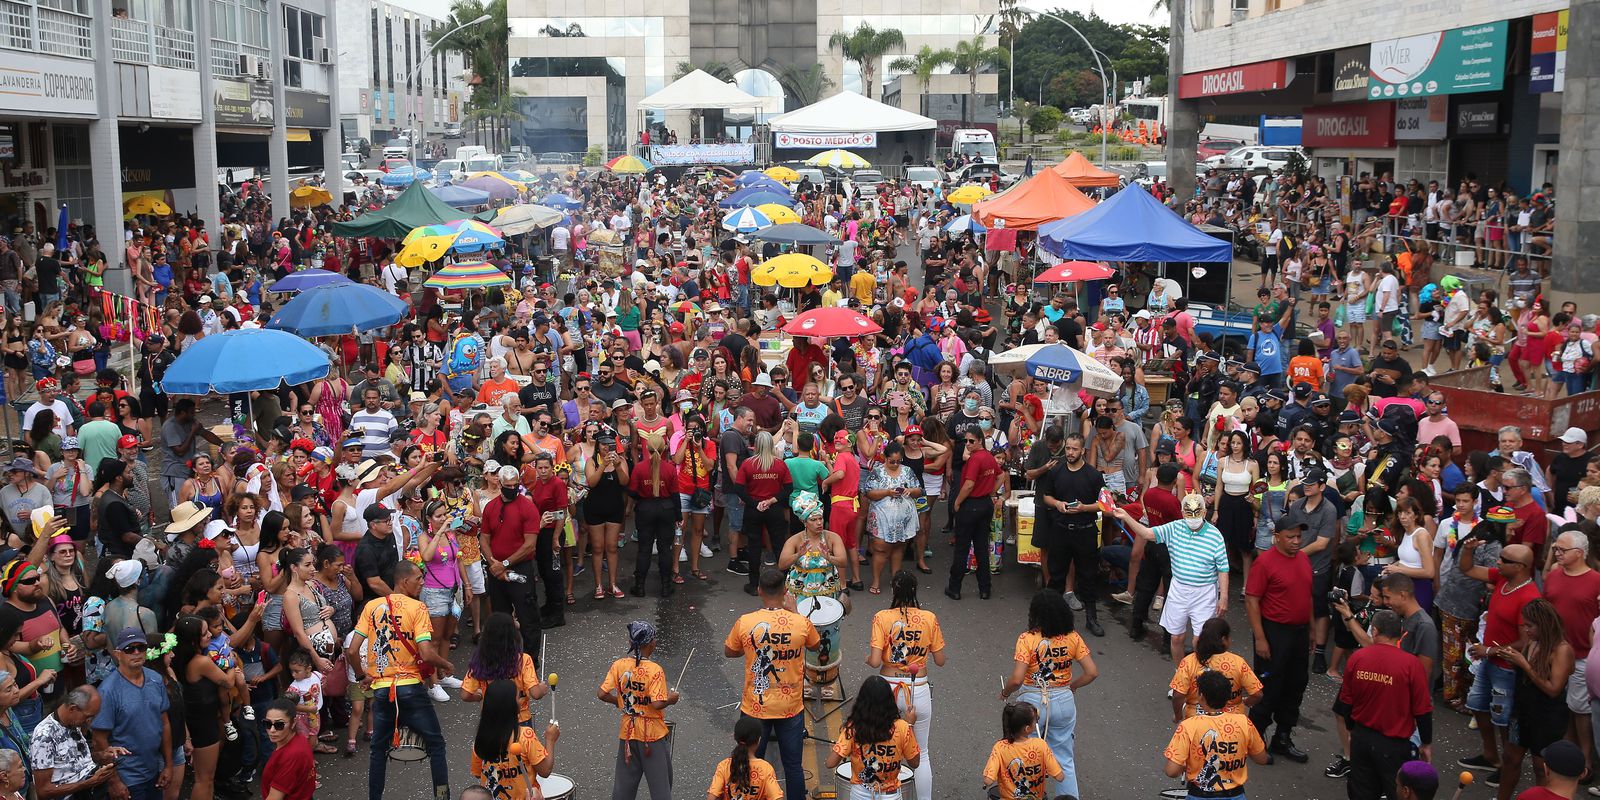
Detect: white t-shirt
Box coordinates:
(1440, 289, 1472, 334)
(381, 263, 408, 294)
(1377, 273, 1401, 313)
(550, 226, 570, 252)
(22, 399, 72, 437)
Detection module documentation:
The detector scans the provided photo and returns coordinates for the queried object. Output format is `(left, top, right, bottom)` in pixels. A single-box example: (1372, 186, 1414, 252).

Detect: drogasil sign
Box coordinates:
(1178, 60, 1294, 99)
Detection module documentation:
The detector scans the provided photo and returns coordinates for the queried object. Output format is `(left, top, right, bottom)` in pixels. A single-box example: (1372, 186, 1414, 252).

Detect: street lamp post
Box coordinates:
(1019, 7, 1111, 167)
(409, 13, 491, 172)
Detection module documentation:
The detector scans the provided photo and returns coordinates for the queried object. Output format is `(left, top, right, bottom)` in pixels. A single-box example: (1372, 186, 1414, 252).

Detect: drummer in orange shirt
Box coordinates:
(724, 567, 820, 800)
(825, 676, 921, 800)
(599, 621, 679, 800)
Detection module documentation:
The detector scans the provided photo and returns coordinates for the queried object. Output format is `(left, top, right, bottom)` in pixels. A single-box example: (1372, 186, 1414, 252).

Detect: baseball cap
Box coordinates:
(1300, 468, 1328, 486)
(201, 519, 234, 541)
(115, 627, 149, 650)
(1133, 309, 1152, 320)
(117, 434, 140, 449)
(1293, 382, 1313, 397)
(363, 504, 393, 522)
(1275, 516, 1309, 532)
(1338, 409, 1362, 423)
(1559, 427, 1588, 445)
(1311, 394, 1332, 407)
(1543, 740, 1586, 778)
(1239, 362, 1261, 375)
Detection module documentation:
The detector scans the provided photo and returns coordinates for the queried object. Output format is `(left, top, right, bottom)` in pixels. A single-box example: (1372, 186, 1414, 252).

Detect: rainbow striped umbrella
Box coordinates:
(606, 154, 654, 174)
(424, 260, 512, 290)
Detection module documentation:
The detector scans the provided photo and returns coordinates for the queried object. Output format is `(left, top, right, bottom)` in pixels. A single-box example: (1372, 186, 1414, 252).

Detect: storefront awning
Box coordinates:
(286, 128, 311, 142)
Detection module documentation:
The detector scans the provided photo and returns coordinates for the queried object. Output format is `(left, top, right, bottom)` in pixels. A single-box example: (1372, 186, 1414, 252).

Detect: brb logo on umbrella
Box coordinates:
(1033, 365, 1077, 383)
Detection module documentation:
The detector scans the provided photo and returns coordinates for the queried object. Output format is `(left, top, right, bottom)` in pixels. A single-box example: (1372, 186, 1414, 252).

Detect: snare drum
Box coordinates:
(835, 762, 915, 799)
(537, 772, 577, 800)
(388, 726, 427, 762)
(798, 595, 845, 684)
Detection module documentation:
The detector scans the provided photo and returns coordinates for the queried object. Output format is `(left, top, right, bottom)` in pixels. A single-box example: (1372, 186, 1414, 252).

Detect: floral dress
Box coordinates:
(865, 464, 919, 544)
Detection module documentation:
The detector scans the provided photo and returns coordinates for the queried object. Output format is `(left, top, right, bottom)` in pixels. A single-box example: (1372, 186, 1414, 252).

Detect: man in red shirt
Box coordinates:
(1539, 529, 1600, 773)
(523, 453, 570, 628)
(946, 424, 1002, 601)
(1246, 516, 1314, 763)
(479, 463, 549, 649)
(1334, 609, 1433, 800)
(1503, 469, 1550, 564)
(1457, 538, 1541, 775)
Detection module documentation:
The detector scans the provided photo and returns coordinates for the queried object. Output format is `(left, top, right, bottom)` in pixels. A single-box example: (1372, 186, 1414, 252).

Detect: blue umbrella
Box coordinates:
(1023, 343, 1125, 397)
(266, 282, 409, 337)
(736, 172, 787, 192)
(430, 184, 492, 208)
(944, 214, 987, 235)
(721, 206, 774, 233)
(538, 193, 583, 211)
(267, 268, 353, 293)
(379, 166, 432, 187)
(161, 329, 331, 395)
(55, 204, 68, 252)
(719, 188, 794, 208)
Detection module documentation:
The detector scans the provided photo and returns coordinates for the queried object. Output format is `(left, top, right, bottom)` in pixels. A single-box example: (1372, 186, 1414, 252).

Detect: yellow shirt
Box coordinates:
(983, 738, 1062, 800)
(709, 755, 783, 800)
(1169, 652, 1263, 718)
(469, 727, 550, 800)
(600, 657, 669, 742)
(832, 719, 919, 794)
(868, 608, 945, 674)
(1163, 711, 1265, 796)
(849, 270, 877, 305)
(1012, 631, 1089, 689)
(724, 608, 819, 719)
(352, 594, 433, 688)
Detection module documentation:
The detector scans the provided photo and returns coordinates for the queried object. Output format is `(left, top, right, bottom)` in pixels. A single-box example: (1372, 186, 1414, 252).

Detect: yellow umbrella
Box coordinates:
(764, 166, 800, 182)
(946, 185, 993, 205)
(805, 149, 870, 169)
(123, 196, 171, 217)
(289, 185, 334, 208)
(756, 203, 802, 225)
(752, 253, 832, 289)
(395, 235, 456, 267)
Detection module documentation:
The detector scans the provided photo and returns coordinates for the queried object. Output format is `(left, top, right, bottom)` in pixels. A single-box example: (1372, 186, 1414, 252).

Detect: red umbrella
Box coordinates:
(1036, 261, 1115, 283)
(783, 307, 883, 338)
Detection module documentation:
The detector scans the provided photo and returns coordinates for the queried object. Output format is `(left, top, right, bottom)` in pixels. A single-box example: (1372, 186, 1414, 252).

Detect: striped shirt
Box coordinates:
(1133, 324, 1164, 365)
(1152, 520, 1230, 586)
(349, 409, 397, 458)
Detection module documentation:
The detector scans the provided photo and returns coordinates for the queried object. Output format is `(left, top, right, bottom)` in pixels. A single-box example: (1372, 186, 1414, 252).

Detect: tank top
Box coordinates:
(1220, 459, 1251, 494)
(1396, 526, 1427, 571)
(315, 378, 349, 442)
(192, 477, 224, 515)
(233, 539, 261, 583)
(786, 535, 840, 598)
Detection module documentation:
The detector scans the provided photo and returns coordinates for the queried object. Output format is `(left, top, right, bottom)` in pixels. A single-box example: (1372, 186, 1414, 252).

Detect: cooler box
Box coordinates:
(1012, 496, 1040, 566)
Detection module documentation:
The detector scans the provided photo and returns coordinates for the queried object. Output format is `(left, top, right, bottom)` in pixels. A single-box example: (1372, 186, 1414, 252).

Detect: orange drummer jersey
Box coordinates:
(983, 738, 1062, 800)
(832, 719, 920, 794)
(709, 755, 784, 800)
(869, 608, 945, 673)
(462, 652, 543, 723)
(1169, 652, 1263, 718)
(469, 727, 550, 800)
(1163, 711, 1265, 797)
(1013, 631, 1089, 689)
(601, 657, 669, 742)
(724, 608, 820, 719)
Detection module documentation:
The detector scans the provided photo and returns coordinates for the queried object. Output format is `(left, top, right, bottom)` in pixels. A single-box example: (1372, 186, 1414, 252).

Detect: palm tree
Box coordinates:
(828, 23, 906, 100)
(673, 61, 735, 81)
(775, 63, 835, 108)
(429, 0, 511, 149)
(888, 46, 953, 115)
(947, 35, 1005, 124)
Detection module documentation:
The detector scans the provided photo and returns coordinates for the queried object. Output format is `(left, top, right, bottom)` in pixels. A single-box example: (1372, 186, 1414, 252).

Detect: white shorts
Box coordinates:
(921, 473, 944, 499)
(1159, 580, 1217, 638)
(1569, 658, 1591, 714)
(465, 560, 487, 595)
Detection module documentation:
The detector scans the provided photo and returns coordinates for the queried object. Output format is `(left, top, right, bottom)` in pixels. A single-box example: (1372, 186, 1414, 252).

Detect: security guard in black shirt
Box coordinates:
(1185, 352, 1223, 425)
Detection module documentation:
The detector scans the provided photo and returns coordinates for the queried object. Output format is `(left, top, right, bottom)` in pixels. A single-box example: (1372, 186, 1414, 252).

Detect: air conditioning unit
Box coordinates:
(238, 54, 259, 76)
(255, 57, 270, 80)
(319, 47, 331, 64)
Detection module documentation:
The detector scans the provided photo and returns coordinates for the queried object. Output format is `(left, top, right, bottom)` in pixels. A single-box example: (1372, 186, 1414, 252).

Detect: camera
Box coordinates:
(1327, 587, 1349, 605)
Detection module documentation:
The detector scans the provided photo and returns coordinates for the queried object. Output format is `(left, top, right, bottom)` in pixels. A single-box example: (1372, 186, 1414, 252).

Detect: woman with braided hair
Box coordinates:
(825, 675, 920, 800)
(598, 620, 679, 800)
(866, 570, 944, 800)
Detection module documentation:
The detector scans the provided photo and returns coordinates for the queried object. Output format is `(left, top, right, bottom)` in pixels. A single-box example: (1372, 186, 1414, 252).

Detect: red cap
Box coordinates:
(669, 321, 684, 333)
(34, 378, 57, 391)
(117, 434, 140, 449)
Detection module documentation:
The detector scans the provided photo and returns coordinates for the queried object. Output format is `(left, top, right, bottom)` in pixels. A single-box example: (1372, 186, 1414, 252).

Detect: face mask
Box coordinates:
(678, 401, 692, 413)
(501, 488, 519, 501)
(1184, 517, 1205, 531)
(963, 399, 979, 414)
(979, 420, 993, 432)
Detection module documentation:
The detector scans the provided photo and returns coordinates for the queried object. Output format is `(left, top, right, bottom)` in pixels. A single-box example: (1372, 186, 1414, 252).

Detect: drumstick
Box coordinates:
(540, 633, 548, 673)
(547, 672, 559, 725)
(673, 648, 695, 691)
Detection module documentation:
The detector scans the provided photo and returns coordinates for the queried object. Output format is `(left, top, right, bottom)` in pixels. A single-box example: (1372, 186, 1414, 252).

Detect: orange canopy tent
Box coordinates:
(970, 169, 1096, 231)
(1051, 151, 1122, 189)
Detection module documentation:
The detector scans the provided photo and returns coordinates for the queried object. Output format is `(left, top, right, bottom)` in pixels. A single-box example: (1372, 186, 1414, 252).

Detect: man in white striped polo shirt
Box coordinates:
(1111, 493, 1230, 663)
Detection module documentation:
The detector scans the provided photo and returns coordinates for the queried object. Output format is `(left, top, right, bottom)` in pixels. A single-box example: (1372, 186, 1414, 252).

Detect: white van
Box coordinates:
(454, 145, 489, 163)
(951, 129, 997, 162)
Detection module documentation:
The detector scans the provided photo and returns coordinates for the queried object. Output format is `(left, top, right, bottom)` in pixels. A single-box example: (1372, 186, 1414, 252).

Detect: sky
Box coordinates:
(401, 0, 1165, 27)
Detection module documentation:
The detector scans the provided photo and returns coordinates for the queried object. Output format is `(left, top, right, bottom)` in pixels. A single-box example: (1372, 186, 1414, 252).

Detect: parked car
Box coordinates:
(1222, 145, 1302, 172)
(539, 152, 573, 166)
(1196, 138, 1245, 160)
(904, 166, 942, 191)
(382, 139, 411, 160)
(850, 169, 886, 194)
(433, 159, 466, 182)
(340, 151, 363, 170)
(380, 156, 411, 173)
(345, 169, 386, 185)
(950, 162, 1018, 188)
(443, 122, 463, 139)
(344, 137, 371, 158)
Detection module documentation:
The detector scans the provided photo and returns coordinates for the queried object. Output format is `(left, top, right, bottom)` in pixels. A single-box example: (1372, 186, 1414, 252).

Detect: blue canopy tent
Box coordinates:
(1037, 184, 1232, 263)
(430, 184, 493, 207)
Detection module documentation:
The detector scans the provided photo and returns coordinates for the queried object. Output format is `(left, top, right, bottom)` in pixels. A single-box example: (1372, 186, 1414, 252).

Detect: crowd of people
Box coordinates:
(0, 153, 1589, 800)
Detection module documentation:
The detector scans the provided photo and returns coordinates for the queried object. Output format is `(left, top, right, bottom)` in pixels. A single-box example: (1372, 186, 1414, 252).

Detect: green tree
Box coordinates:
(775, 63, 835, 108)
(428, 0, 511, 150)
(1001, 9, 1168, 112)
(888, 46, 953, 115)
(828, 23, 906, 100)
(947, 36, 1006, 125)
(1028, 105, 1063, 133)
(673, 61, 735, 81)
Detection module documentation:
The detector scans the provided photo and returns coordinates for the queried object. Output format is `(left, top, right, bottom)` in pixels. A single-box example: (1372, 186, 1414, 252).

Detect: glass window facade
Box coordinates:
(508, 17, 666, 84)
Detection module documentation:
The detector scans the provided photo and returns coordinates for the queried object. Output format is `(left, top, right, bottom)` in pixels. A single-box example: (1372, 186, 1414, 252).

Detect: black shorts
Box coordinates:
(583, 492, 626, 526)
(1310, 570, 1332, 619)
(1442, 330, 1467, 351)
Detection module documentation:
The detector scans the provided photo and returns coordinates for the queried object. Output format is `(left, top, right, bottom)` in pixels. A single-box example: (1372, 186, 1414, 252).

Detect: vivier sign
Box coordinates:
(1301, 102, 1396, 149)
(1178, 59, 1294, 99)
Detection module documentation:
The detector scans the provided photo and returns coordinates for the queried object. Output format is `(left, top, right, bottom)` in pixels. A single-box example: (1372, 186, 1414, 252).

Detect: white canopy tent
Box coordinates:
(638, 69, 766, 111)
(769, 90, 936, 133)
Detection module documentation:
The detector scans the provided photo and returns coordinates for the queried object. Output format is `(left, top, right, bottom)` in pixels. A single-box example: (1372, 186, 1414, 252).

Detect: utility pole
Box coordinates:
(1166, 0, 1199, 204)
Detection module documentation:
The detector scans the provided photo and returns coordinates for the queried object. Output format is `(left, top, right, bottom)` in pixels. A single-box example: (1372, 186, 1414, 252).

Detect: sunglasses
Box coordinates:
(120, 644, 148, 654)
(15, 576, 38, 586)
(265, 719, 291, 731)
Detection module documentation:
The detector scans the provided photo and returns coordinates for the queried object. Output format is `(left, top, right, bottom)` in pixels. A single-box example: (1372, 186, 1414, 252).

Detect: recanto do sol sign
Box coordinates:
(1301, 102, 1396, 148)
(1178, 59, 1294, 99)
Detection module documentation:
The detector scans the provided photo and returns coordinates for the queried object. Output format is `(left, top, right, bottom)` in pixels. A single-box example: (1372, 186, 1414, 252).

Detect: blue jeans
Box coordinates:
(1016, 686, 1078, 798)
(369, 682, 450, 800)
(124, 781, 162, 800)
(743, 712, 805, 800)
(1552, 370, 1588, 396)
(1466, 660, 1516, 728)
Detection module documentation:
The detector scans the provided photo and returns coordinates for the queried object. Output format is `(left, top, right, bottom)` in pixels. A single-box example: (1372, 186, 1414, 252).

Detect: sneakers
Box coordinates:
(241, 705, 256, 721)
(1325, 755, 1351, 779)
(225, 722, 239, 741)
(1110, 591, 1133, 604)
(726, 559, 750, 576)
(1458, 755, 1497, 771)
(1311, 650, 1328, 674)
(1422, 364, 1438, 377)
(1484, 770, 1502, 788)
(701, 543, 714, 558)
(1064, 591, 1084, 611)
(1152, 596, 1165, 611)
(436, 675, 463, 689)
(428, 683, 450, 702)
